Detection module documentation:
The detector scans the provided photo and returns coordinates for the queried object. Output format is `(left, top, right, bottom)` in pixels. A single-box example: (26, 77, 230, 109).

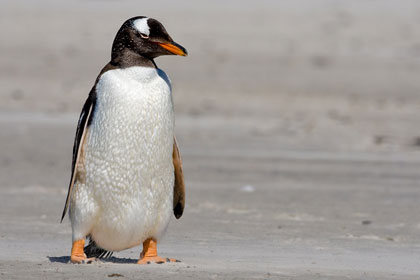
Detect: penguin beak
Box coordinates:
(158, 42, 188, 56)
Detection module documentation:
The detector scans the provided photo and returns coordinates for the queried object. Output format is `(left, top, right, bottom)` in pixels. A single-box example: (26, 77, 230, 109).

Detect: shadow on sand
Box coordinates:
(48, 256, 138, 264)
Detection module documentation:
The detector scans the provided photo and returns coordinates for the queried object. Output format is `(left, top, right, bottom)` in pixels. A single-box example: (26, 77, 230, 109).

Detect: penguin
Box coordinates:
(61, 16, 187, 264)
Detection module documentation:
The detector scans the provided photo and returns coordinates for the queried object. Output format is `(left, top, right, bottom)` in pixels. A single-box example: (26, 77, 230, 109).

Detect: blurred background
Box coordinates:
(1, 0, 420, 279)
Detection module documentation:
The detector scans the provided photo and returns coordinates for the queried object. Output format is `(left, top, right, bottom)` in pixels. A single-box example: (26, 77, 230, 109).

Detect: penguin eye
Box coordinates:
(140, 33, 149, 39)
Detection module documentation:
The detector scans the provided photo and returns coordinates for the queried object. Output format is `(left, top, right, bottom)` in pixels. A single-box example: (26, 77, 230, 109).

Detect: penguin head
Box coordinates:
(111, 16, 187, 61)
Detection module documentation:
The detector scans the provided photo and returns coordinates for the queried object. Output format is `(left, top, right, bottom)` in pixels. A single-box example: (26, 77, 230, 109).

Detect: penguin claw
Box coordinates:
(137, 238, 179, 264)
(85, 257, 96, 264)
(137, 256, 178, 264)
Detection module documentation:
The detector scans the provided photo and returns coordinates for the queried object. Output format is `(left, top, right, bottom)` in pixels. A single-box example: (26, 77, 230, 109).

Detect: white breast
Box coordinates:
(75, 66, 175, 251)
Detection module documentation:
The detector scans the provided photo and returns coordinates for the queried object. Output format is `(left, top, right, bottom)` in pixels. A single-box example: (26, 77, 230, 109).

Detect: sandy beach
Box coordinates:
(1, 0, 420, 279)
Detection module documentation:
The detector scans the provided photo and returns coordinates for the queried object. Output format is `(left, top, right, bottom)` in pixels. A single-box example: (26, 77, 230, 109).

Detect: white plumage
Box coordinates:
(70, 66, 175, 252)
(133, 18, 150, 36)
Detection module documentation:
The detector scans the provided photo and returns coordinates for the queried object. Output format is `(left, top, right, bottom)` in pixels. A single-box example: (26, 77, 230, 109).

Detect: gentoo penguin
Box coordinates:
(61, 16, 187, 264)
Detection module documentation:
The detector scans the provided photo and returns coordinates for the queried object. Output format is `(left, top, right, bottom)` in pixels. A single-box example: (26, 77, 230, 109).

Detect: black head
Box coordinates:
(111, 16, 187, 63)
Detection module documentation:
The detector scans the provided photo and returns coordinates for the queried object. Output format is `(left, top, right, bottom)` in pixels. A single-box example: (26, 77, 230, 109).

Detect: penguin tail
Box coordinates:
(84, 235, 113, 259)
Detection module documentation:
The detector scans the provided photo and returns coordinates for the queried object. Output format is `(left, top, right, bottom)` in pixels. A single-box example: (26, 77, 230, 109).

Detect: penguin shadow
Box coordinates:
(48, 256, 138, 264)
(48, 256, 70, 263)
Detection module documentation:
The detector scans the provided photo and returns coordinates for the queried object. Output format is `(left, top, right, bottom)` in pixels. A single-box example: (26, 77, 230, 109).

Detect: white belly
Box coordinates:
(73, 66, 175, 251)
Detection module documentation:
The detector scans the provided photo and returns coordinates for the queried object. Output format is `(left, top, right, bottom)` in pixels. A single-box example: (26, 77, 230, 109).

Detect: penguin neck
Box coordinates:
(111, 48, 157, 69)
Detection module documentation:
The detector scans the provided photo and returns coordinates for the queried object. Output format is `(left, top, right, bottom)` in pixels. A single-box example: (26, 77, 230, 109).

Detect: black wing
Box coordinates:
(61, 90, 96, 222)
(173, 137, 185, 219)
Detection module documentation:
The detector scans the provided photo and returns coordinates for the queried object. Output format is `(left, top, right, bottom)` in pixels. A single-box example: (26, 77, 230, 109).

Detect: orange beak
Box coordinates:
(158, 42, 188, 56)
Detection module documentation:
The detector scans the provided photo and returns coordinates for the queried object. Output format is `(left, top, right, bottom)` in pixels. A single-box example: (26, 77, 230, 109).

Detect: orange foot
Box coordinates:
(70, 239, 96, 264)
(137, 238, 180, 264)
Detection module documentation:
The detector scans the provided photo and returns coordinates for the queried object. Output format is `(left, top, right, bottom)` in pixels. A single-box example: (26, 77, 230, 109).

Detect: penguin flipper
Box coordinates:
(61, 91, 95, 222)
(172, 136, 185, 219)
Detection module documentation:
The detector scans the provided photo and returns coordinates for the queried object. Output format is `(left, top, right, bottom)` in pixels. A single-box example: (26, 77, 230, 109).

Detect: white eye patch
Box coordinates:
(133, 18, 150, 36)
